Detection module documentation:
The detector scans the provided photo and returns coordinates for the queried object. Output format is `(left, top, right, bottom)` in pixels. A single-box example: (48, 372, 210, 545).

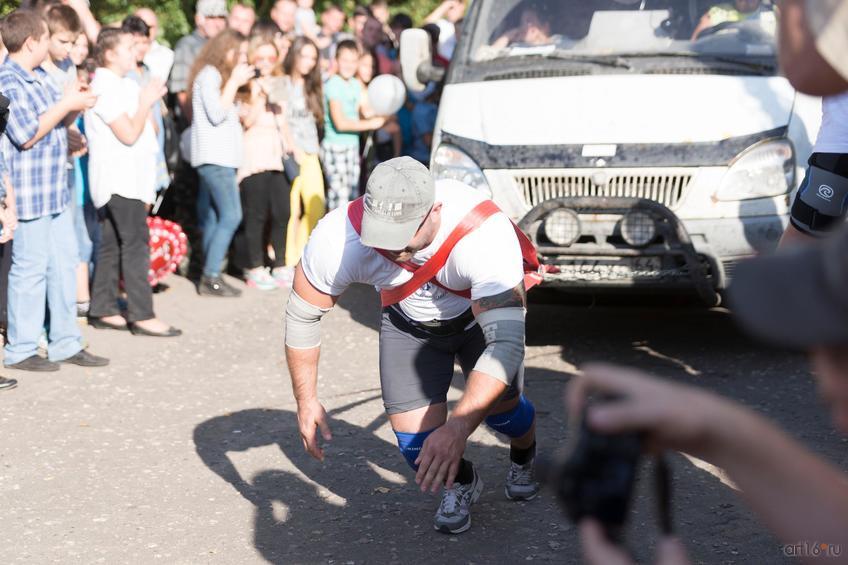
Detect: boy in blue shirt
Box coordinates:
(322, 40, 385, 209)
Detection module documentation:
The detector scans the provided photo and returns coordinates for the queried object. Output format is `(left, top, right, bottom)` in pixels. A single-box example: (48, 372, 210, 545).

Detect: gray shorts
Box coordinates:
(379, 307, 523, 415)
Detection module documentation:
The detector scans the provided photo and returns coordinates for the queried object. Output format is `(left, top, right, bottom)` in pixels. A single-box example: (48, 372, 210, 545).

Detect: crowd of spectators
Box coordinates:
(0, 0, 465, 387)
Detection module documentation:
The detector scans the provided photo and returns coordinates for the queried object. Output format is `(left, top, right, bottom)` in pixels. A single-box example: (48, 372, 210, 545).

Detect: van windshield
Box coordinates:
(469, 0, 777, 64)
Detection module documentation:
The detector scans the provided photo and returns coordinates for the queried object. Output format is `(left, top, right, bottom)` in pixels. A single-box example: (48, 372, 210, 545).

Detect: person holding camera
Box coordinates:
(567, 361, 848, 565)
(187, 29, 253, 297)
(567, 225, 848, 564)
(234, 34, 292, 290)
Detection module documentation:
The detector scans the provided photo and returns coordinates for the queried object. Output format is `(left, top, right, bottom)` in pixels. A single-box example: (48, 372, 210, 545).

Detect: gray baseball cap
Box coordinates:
(728, 226, 848, 349)
(197, 0, 228, 18)
(360, 157, 435, 251)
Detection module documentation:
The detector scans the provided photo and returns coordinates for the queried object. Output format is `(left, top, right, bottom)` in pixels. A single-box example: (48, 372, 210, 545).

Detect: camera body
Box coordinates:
(541, 398, 643, 541)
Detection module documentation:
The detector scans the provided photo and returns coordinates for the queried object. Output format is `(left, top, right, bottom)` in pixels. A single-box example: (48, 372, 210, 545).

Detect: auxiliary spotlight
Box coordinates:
(620, 211, 656, 247)
(544, 209, 581, 247)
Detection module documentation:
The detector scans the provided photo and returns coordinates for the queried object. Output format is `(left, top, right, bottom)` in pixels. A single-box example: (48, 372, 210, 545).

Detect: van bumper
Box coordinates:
(521, 198, 786, 303)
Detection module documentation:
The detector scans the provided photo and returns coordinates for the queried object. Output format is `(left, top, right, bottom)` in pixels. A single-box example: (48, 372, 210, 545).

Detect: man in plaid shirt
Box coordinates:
(0, 10, 108, 372)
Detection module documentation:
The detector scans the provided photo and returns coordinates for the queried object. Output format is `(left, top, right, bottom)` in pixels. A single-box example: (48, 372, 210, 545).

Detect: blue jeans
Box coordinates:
(196, 164, 243, 277)
(5, 207, 83, 364)
(73, 198, 93, 264)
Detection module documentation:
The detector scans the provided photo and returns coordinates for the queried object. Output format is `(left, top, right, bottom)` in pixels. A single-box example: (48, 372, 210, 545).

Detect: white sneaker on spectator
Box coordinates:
(271, 266, 295, 288)
(245, 268, 277, 291)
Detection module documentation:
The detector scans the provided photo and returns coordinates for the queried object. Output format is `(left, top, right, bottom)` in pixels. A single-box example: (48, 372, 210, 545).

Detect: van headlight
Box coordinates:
(716, 139, 795, 201)
(431, 144, 492, 197)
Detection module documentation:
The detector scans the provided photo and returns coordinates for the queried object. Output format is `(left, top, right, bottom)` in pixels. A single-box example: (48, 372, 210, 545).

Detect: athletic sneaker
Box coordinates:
(271, 266, 294, 288)
(76, 300, 90, 318)
(504, 457, 540, 501)
(245, 268, 278, 291)
(433, 466, 484, 534)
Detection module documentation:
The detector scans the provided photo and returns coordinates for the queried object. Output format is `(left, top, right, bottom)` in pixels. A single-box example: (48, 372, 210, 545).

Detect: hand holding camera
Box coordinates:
(230, 63, 257, 89)
(567, 364, 725, 458)
(533, 364, 705, 564)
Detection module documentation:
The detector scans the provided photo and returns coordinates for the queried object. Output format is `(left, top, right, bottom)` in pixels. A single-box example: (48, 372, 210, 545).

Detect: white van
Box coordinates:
(401, 0, 821, 304)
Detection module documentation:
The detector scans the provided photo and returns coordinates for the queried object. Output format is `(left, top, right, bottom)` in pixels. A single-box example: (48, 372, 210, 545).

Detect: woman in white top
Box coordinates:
(85, 28, 180, 337)
(187, 30, 254, 297)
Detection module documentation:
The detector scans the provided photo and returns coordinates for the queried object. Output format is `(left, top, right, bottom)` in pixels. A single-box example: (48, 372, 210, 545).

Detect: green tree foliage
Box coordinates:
(108, 1, 444, 47)
(312, 0, 444, 26)
(88, 0, 191, 47)
(0, 0, 447, 47)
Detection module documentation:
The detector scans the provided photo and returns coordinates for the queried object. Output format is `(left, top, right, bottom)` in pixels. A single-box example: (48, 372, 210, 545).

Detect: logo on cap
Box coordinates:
(364, 193, 404, 217)
(818, 184, 835, 201)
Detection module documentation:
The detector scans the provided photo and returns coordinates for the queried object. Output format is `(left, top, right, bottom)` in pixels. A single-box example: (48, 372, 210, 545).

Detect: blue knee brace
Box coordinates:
(394, 429, 434, 471)
(485, 395, 535, 438)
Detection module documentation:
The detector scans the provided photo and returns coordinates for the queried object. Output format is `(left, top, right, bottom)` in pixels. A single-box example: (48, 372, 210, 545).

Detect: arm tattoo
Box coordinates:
(473, 283, 526, 312)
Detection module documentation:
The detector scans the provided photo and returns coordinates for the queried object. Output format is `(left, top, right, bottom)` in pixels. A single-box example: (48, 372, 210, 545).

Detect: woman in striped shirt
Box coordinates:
(187, 29, 254, 298)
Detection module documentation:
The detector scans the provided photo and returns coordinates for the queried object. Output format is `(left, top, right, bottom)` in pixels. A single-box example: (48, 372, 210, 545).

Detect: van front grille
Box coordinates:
(513, 169, 693, 209)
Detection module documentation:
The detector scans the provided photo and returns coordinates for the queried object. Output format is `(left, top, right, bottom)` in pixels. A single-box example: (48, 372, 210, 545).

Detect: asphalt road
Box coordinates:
(1, 277, 843, 564)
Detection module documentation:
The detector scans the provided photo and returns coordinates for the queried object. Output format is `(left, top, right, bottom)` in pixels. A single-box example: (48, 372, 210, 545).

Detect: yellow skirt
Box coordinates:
(285, 153, 326, 266)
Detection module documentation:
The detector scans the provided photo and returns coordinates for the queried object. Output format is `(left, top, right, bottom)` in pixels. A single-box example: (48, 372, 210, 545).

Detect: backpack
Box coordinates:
(347, 196, 543, 307)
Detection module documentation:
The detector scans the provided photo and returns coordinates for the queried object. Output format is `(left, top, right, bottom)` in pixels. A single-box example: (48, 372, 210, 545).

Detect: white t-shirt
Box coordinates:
(813, 92, 848, 154)
(85, 67, 159, 208)
(302, 179, 523, 321)
(144, 41, 175, 82)
(435, 19, 457, 61)
(45, 57, 76, 91)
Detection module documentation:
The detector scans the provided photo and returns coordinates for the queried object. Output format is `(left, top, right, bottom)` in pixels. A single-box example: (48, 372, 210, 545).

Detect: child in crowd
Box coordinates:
(356, 49, 401, 163)
(235, 35, 291, 290)
(0, 9, 107, 371)
(188, 29, 253, 297)
(281, 36, 325, 267)
(321, 40, 385, 209)
(42, 5, 93, 316)
(69, 32, 88, 68)
(70, 59, 96, 317)
(42, 5, 81, 89)
(122, 15, 169, 194)
(85, 28, 179, 337)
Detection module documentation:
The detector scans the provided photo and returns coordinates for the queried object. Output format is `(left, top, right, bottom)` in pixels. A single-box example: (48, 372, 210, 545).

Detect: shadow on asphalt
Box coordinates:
(191, 380, 793, 563)
(199, 287, 815, 563)
(192, 393, 581, 564)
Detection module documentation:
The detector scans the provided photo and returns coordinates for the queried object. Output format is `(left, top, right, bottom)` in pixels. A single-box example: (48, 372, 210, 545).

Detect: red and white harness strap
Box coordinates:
(347, 196, 544, 307)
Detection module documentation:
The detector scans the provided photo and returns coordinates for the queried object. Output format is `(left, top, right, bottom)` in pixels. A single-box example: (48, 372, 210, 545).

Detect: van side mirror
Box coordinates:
(400, 28, 445, 93)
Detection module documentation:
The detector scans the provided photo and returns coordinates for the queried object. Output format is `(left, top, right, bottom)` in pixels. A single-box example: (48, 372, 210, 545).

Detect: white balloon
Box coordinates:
(367, 74, 407, 116)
